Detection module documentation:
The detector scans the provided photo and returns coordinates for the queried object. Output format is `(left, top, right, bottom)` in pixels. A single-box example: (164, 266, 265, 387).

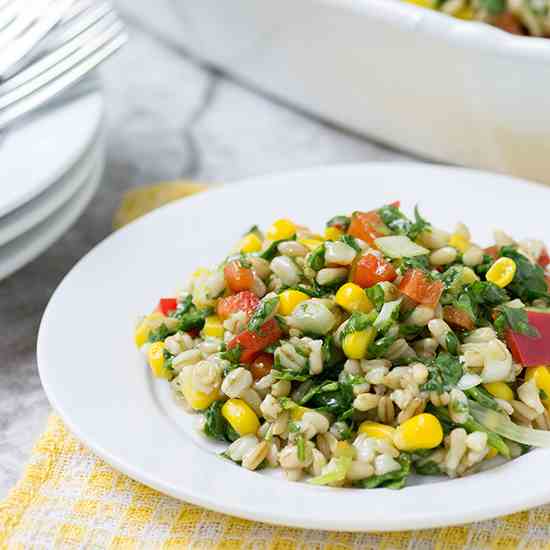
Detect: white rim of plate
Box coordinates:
(36, 163, 550, 532)
(0, 145, 104, 281)
(0, 89, 103, 218)
(0, 133, 104, 247)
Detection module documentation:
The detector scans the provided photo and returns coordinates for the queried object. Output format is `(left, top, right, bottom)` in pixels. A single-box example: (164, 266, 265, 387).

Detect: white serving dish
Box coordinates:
(38, 163, 550, 532)
(176, 0, 550, 184)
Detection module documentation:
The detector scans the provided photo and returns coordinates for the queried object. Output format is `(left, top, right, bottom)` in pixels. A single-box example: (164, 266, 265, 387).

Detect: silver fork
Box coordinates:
(0, 0, 77, 77)
(0, 2, 126, 129)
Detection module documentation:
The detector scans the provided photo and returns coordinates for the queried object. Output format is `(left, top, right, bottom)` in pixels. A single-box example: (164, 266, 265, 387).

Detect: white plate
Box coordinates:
(0, 90, 103, 218)
(0, 134, 102, 247)
(0, 146, 104, 281)
(37, 163, 550, 532)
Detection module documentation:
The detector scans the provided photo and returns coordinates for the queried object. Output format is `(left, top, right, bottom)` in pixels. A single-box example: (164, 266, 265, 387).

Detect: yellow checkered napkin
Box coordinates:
(2, 182, 550, 549)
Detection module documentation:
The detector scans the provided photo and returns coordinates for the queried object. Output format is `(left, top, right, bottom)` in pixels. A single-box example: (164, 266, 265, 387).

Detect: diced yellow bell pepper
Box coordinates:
(358, 421, 396, 442)
(222, 398, 260, 436)
(148, 342, 171, 379)
(240, 233, 262, 253)
(526, 366, 550, 409)
(266, 219, 296, 241)
(483, 382, 514, 402)
(135, 311, 165, 347)
(486, 258, 516, 288)
(202, 315, 224, 339)
(278, 289, 309, 316)
(486, 447, 498, 460)
(449, 233, 470, 253)
(342, 327, 376, 360)
(290, 406, 311, 421)
(324, 226, 343, 241)
(299, 238, 325, 251)
(335, 282, 372, 313)
(182, 373, 219, 410)
(393, 413, 443, 451)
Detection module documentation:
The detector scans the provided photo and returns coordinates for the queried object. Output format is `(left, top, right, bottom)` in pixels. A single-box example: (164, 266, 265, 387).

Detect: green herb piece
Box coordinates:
(148, 323, 171, 343)
(465, 387, 501, 412)
(326, 215, 351, 231)
(340, 234, 361, 252)
(496, 305, 540, 338)
(421, 352, 463, 394)
(500, 246, 550, 302)
(248, 296, 279, 333)
(203, 401, 230, 442)
(308, 457, 352, 486)
(308, 379, 354, 419)
(220, 345, 242, 364)
(541, 389, 549, 400)
(377, 204, 430, 241)
(341, 311, 377, 339)
(278, 397, 298, 410)
(321, 335, 345, 370)
(307, 244, 326, 271)
(244, 224, 263, 239)
(260, 235, 296, 261)
(365, 284, 386, 312)
(454, 293, 477, 324)
(415, 460, 442, 476)
(288, 421, 301, 433)
(358, 455, 411, 489)
(466, 281, 509, 307)
(409, 205, 431, 241)
(445, 332, 460, 355)
(368, 334, 397, 358)
(479, 0, 506, 14)
(398, 255, 431, 273)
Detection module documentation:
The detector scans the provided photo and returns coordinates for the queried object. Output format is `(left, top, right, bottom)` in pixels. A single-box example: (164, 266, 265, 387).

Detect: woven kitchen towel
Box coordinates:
(2, 182, 550, 549)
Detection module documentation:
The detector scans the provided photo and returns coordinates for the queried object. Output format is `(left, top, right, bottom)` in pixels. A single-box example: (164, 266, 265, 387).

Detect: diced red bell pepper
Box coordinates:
(224, 261, 254, 293)
(216, 291, 260, 320)
(398, 269, 444, 309)
(484, 246, 499, 259)
(227, 319, 282, 363)
(443, 306, 475, 331)
(352, 252, 397, 289)
(249, 353, 274, 380)
(157, 298, 178, 316)
(505, 310, 550, 367)
(348, 210, 389, 245)
(538, 247, 550, 269)
(389, 200, 401, 208)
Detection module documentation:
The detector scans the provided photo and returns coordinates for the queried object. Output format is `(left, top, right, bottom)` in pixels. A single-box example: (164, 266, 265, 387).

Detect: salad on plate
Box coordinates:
(135, 202, 550, 489)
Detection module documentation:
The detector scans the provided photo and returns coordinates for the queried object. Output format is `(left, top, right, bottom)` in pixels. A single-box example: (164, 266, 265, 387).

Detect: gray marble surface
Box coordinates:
(0, 0, 411, 498)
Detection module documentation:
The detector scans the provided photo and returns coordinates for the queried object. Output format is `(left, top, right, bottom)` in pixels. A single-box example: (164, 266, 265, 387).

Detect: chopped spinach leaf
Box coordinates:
(248, 296, 279, 333)
(260, 235, 296, 261)
(368, 334, 398, 358)
(326, 215, 351, 231)
(220, 345, 242, 364)
(497, 305, 540, 338)
(445, 331, 460, 355)
(203, 401, 230, 442)
(500, 246, 550, 302)
(421, 352, 463, 394)
(357, 455, 411, 489)
(366, 284, 386, 312)
(307, 244, 326, 271)
(148, 323, 171, 343)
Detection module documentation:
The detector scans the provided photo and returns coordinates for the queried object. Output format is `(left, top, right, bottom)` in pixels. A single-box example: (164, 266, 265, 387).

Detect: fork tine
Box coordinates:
(0, 26, 126, 128)
(0, 0, 76, 75)
(0, 17, 123, 106)
(0, 4, 116, 89)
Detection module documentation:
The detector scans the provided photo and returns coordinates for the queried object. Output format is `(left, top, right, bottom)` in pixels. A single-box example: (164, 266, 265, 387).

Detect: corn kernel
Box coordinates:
(526, 366, 550, 409)
(334, 441, 357, 459)
(290, 406, 311, 421)
(449, 233, 470, 253)
(192, 267, 210, 278)
(324, 226, 343, 241)
(222, 398, 260, 435)
(266, 219, 296, 241)
(299, 238, 324, 251)
(404, 0, 433, 7)
(342, 327, 376, 360)
(202, 315, 224, 338)
(455, 5, 474, 19)
(182, 375, 219, 410)
(483, 382, 514, 402)
(358, 421, 396, 442)
(335, 282, 372, 313)
(240, 233, 262, 253)
(486, 257, 516, 288)
(279, 289, 309, 316)
(134, 312, 164, 347)
(393, 413, 443, 451)
(148, 342, 171, 379)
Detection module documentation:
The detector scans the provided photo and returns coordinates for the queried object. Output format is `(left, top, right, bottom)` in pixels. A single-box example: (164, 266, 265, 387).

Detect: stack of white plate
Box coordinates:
(0, 88, 104, 281)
